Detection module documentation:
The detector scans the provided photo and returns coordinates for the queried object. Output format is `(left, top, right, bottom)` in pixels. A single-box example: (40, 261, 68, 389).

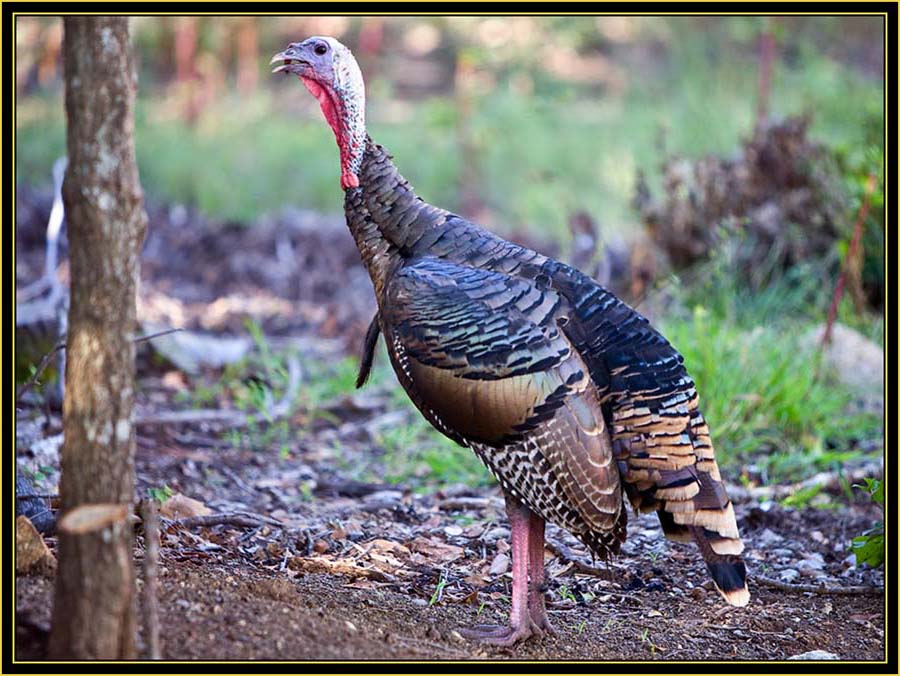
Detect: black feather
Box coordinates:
(356, 313, 381, 389)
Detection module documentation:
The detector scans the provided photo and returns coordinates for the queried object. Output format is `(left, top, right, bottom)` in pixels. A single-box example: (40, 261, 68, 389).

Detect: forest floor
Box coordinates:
(14, 186, 885, 662)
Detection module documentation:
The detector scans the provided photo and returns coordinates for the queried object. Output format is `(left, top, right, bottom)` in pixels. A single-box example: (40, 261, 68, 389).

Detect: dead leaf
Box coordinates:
(58, 503, 129, 535)
(160, 493, 212, 519)
(16, 515, 56, 573)
(289, 555, 396, 582)
(408, 537, 465, 563)
(366, 539, 411, 557)
(464, 573, 491, 586)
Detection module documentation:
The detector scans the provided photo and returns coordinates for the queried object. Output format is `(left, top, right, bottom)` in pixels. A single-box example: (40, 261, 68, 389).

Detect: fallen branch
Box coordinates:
(140, 500, 161, 659)
(437, 496, 499, 512)
(170, 511, 283, 530)
(16, 327, 183, 404)
(754, 575, 883, 596)
(136, 355, 301, 429)
(314, 478, 395, 498)
(728, 462, 884, 504)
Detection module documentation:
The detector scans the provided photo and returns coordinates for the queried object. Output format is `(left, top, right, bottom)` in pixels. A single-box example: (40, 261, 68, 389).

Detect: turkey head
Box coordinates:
(271, 36, 366, 189)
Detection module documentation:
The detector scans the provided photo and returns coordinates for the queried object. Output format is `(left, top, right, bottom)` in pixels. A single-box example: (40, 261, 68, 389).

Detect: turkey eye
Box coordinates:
(314, 43, 328, 55)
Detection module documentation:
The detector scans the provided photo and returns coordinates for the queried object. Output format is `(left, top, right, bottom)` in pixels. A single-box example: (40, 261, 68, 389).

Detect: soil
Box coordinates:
(14, 546, 887, 661)
(14, 186, 886, 663)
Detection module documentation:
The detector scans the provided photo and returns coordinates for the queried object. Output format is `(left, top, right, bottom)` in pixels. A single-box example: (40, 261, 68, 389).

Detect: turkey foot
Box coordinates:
(459, 620, 541, 646)
(461, 496, 551, 646)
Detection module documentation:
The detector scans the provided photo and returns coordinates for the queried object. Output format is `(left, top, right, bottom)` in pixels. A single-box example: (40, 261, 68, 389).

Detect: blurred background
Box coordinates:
(16, 14, 885, 508)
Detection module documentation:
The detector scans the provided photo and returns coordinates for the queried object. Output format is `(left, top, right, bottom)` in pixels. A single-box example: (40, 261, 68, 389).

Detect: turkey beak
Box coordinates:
(270, 51, 292, 74)
(271, 48, 311, 75)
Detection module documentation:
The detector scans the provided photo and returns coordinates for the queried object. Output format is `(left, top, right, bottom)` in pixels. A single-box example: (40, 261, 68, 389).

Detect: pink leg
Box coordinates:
(527, 514, 554, 634)
(460, 495, 547, 646)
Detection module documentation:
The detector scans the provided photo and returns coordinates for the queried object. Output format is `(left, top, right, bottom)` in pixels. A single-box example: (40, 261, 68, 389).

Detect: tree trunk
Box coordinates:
(48, 16, 148, 660)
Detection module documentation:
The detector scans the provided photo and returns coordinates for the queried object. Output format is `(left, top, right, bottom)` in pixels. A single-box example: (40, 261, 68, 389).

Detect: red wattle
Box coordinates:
(302, 76, 359, 190)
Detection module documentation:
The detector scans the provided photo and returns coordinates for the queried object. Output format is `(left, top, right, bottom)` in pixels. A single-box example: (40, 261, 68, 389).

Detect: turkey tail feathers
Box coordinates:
(691, 526, 750, 607)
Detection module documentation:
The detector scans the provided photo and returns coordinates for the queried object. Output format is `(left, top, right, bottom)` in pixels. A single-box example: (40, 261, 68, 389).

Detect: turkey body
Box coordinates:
(347, 137, 748, 600)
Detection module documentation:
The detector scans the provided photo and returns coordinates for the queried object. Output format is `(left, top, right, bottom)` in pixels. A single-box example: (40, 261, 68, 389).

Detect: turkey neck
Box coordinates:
(343, 135, 452, 299)
(344, 136, 543, 303)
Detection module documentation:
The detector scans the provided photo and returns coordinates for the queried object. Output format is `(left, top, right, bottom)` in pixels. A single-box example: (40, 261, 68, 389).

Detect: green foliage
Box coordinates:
(779, 483, 824, 509)
(851, 478, 884, 568)
(428, 570, 449, 607)
(834, 139, 885, 311)
(26, 464, 56, 486)
(557, 584, 577, 603)
(659, 302, 881, 480)
(148, 484, 175, 503)
(376, 416, 490, 491)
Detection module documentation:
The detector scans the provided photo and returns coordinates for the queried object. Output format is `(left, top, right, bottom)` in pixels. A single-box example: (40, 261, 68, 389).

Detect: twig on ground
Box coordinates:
(754, 575, 882, 596)
(171, 511, 283, 530)
(16, 327, 183, 405)
(140, 500, 161, 659)
(136, 355, 301, 429)
(728, 462, 884, 503)
(218, 465, 257, 495)
(437, 496, 498, 512)
(313, 478, 394, 498)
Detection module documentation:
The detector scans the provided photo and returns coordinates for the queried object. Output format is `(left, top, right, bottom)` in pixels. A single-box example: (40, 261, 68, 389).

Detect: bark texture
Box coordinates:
(48, 17, 148, 659)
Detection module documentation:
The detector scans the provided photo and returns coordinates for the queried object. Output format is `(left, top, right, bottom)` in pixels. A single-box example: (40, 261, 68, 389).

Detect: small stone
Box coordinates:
(313, 539, 330, 554)
(779, 568, 800, 583)
(450, 630, 464, 643)
(344, 620, 357, 633)
(489, 552, 510, 576)
(754, 528, 783, 547)
(798, 553, 826, 574)
(645, 578, 666, 592)
(770, 547, 794, 559)
(444, 525, 464, 537)
(482, 527, 510, 543)
(788, 650, 840, 660)
(367, 490, 403, 502)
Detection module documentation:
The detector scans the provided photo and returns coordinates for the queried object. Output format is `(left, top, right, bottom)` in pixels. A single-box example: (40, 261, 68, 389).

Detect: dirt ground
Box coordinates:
(13, 500, 888, 661)
(14, 186, 886, 663)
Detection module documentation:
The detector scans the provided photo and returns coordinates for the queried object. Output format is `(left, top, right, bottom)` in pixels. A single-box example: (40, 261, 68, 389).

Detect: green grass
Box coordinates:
(363, 346, 491, 491)
(659, 302, 881, 482)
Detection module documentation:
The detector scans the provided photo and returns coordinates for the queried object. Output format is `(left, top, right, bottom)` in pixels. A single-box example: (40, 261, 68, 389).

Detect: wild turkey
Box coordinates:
(271, 37, 749, 645)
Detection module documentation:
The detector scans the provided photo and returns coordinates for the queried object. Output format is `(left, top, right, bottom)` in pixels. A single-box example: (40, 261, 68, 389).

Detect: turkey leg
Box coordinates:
(460, 495, 552, 645)
(527, 512, 554, 633)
